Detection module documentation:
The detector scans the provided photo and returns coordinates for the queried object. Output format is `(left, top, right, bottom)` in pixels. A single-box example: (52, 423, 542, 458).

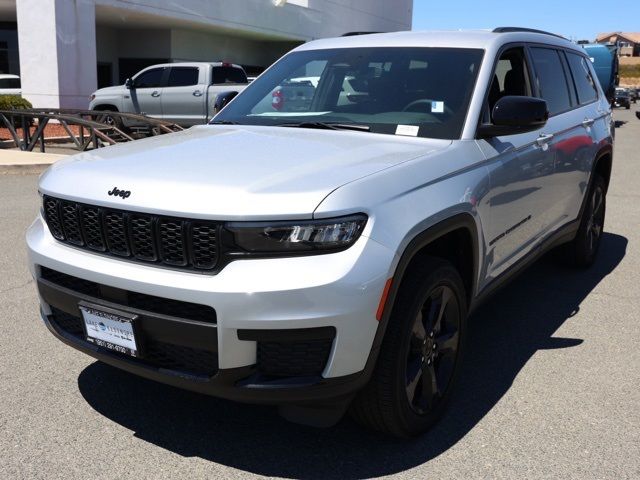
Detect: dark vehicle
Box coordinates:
(629, 88, 639, 103)
(614, 89, 631, 109)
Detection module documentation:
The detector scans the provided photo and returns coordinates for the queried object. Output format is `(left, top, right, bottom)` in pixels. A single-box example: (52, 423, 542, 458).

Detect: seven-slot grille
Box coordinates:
(43, 195, 219, 272)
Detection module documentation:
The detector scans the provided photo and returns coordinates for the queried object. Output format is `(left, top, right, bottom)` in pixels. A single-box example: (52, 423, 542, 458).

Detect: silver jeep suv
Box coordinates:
(27, 28, 613, 437)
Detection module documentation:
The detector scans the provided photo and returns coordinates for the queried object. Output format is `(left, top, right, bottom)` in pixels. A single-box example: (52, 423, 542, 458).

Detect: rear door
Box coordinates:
(527, 46, 597, 229)
(125, 67, 166, 118)
(161, 66, 206, 126)
(557, 50, 603, 219)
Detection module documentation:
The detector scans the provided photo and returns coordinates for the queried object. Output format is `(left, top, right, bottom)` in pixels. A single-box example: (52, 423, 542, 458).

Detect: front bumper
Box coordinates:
(27, 214, 396, 404)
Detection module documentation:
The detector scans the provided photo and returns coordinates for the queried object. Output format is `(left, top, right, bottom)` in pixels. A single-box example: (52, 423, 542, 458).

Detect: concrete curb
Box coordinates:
(0, 163, 52, 175)
(0, 150, 66, 174)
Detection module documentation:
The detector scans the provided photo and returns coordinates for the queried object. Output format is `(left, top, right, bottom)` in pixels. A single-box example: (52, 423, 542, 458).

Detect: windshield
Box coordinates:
(214, 47, 484, 140)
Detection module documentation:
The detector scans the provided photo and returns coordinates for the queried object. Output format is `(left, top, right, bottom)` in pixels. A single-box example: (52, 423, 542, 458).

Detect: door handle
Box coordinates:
(582, 118, 595, 128)
(536, 133, 554, 146)
(192, 90, 203, 97)
(151, 91, 160, 97)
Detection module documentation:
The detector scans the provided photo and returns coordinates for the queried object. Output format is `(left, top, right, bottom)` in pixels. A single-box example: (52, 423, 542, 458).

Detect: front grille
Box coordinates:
(257, 339, 333, 377)
(49, 307, 218, 377)
(43, 196, 220, 272)
(40, 267, 216, 324)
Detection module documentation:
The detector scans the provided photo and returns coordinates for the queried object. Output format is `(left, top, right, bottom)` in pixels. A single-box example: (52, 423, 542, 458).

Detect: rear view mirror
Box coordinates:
(477, 96, 548, 137)
(213, 91, 239, 114)
(125, 78, 133, 89)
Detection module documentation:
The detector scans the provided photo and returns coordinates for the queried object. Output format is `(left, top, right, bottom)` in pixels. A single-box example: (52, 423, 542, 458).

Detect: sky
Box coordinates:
(412, 0, 640, 42)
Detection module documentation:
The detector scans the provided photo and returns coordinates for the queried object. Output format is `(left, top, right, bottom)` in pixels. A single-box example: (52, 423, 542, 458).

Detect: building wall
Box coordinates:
(169, 29, 300, 68)
(17, 0, 412, 108)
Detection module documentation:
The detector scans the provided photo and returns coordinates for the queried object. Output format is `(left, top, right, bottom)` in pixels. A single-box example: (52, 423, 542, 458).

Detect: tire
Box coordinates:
(95, 108, 124, 130)
(562, 174, 606, 267)
(626, 104, 631, 110)
(350, 257, 467, 437)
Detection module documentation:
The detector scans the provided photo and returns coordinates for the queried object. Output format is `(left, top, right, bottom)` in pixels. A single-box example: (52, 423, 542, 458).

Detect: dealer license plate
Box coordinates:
(79, 302, 139, 357)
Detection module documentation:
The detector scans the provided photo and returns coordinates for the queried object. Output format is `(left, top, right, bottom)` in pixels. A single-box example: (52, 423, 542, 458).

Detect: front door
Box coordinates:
(124, 67, 166, 118)
(476, 47, 558, 281)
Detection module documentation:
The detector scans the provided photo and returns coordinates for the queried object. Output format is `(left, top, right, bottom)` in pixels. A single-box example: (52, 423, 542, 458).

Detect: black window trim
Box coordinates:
(525, 43, 599, 118)
(166, 66, 201, 88)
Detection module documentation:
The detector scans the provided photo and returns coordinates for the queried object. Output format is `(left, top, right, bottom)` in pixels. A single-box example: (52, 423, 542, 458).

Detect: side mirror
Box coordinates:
(477, 96, 548, 138)
(213, 90, 239, 114)
(125, 78, 133, 89)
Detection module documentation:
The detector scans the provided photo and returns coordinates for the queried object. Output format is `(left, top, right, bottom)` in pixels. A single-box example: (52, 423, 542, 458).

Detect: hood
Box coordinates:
(93, 85, 125, 95)
(39, 125, 450, 220)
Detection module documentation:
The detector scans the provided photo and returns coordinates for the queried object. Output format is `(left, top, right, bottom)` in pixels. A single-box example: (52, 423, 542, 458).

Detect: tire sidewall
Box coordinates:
(576, 175, 606, 266)
(391, 263, 468, 435)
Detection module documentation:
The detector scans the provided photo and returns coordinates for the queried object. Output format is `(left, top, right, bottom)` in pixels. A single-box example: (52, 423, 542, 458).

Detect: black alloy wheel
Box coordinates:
(405, 285, 460, 415)
(351, 257, 467, 437)
(585, 182, 605, 256)
(559, 173, 607, 267)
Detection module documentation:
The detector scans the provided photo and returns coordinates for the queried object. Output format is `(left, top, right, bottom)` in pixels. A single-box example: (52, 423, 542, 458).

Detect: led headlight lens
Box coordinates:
(226, 214, 367, 253)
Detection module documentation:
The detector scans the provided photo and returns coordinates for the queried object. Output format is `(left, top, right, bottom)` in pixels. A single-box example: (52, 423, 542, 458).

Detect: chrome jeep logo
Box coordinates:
(108, 187, 131, 199)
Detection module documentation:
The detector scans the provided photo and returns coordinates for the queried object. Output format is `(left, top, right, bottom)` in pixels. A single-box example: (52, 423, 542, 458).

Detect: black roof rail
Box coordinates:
(493, 27, 567, 41)
(341, 31, 381, 37)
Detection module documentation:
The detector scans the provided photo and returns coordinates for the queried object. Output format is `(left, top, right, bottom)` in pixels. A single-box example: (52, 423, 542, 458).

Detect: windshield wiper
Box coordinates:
(210, 120, 239, 125)
(276, 121, 370, 132)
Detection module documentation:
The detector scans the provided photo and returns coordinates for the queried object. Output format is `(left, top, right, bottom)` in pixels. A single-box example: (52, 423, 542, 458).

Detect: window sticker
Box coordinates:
(395, 124, 419, 136)
(431, 101, 444, 113)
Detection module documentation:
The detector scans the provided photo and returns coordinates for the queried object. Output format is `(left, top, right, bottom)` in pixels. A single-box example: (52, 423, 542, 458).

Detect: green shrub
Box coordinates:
(0, 95, 32, 110)
(0, 95, 33, 129)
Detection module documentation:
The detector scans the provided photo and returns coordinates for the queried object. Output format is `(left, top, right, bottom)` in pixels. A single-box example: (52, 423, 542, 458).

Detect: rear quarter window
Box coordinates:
(212, 67, 247, 85)
(565, 52, 598, 105)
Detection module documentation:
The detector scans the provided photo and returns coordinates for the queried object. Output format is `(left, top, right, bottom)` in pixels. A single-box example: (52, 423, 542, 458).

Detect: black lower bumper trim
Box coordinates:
(43, 309, 366, 404)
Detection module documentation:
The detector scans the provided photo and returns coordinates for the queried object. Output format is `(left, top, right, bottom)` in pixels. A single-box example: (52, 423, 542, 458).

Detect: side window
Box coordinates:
(212, 67, 248, 84)
(529, 48, 572, 115)
(565, 52, 598, 105)
(134, 68, 164, 88)
(167, 67, 199, 87)
(487, 48, 532, 116)
(0, 78, 20, 88)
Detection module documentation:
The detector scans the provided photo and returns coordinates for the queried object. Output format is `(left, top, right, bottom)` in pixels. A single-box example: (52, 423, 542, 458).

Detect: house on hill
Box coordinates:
(596, 32, 640, 57)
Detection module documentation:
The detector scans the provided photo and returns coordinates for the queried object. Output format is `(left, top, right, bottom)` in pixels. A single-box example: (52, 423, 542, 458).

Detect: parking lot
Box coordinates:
(1, 108, 639, 479)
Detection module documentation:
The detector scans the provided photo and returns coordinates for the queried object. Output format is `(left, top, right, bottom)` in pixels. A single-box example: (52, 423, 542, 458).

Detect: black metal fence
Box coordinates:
(0, 109, 183, 153)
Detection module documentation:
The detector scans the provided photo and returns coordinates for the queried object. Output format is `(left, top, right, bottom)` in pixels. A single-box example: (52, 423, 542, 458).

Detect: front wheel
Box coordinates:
(95, 109, 124, 130)
(351, 257, 467, 437)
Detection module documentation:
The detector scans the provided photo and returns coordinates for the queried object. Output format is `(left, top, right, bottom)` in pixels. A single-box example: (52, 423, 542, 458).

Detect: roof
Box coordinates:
(296, 29, 579, 53)
(596, 32, 640, 44)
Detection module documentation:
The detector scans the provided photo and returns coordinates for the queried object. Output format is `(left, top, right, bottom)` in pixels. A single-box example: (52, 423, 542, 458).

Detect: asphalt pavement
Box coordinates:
(1, 108, 639, 479)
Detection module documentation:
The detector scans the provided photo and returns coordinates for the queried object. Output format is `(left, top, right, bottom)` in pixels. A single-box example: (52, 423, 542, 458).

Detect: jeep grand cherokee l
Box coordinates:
(27, 28, 613, 437)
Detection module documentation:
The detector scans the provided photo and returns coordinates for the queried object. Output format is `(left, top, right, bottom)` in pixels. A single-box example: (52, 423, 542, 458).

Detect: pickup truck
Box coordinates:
(89, 62, 249, 127)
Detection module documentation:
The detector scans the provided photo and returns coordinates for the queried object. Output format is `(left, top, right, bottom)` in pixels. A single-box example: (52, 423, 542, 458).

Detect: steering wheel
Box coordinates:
(402, 99, 454, 116)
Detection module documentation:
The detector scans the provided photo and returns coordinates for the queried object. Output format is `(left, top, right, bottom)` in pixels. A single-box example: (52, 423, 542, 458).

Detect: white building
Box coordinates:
(0, 0, 412, 109)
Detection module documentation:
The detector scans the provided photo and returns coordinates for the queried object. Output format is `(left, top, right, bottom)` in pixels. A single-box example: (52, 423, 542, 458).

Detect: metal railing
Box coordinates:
(0, 109, 183, 153)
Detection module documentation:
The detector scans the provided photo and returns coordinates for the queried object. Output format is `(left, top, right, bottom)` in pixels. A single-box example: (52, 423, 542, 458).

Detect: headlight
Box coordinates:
(89, 94, 96, 101)
(225, 214, 367, 254)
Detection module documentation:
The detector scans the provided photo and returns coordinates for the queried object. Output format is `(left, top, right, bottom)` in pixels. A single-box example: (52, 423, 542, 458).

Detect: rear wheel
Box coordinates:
(561, 174, 606, 267)
(351, 257, 467, 437)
